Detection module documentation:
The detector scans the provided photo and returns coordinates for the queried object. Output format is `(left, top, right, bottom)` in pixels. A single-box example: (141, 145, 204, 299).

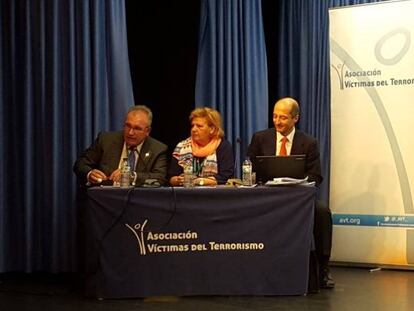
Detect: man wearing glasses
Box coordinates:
(73, 105, 168, 186)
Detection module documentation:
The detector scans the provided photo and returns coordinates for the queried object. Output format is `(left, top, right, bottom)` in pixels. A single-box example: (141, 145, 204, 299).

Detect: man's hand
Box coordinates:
(109, 168, 121, 183)
(88, 169, 108, 184)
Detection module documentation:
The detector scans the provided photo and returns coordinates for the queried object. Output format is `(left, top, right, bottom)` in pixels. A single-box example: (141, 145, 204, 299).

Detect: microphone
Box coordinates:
(235, 137, 242, 178)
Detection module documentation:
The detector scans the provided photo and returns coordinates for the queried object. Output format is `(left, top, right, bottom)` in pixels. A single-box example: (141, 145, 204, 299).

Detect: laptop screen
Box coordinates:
(252, 155, 306, 183)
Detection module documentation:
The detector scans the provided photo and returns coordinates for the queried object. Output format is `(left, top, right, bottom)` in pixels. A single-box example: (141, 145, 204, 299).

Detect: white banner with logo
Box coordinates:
(329, 0, 414, 267)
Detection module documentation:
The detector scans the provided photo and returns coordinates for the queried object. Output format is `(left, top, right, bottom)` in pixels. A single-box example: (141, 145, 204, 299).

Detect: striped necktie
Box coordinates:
(128, 147, 137, 171)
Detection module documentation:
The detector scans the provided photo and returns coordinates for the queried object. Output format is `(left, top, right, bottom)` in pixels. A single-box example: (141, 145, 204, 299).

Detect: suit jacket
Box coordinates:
(247, 128, 322, 185)
(73, 131, 168, 186)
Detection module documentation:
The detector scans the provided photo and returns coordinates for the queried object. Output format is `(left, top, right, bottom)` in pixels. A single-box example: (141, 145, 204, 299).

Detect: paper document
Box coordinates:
(265, 177, 315, 187)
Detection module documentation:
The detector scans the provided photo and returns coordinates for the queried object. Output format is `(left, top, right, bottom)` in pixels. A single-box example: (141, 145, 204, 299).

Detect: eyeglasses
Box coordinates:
(124, 124, 149, 133)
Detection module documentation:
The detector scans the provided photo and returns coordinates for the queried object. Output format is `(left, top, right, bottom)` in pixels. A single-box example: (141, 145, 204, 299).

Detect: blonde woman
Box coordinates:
(168, 107, 234, 186)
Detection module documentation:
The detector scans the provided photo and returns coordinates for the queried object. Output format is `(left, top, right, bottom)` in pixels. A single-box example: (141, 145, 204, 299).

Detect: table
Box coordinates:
(85, 186, 316, 298)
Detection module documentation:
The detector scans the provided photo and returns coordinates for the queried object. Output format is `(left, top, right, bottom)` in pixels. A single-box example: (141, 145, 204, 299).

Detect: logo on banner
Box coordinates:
(331, 61, 382, 90)
(331, 28, 413, 90)
(125, 219, 265, 256)
(331, 63, 345, 90)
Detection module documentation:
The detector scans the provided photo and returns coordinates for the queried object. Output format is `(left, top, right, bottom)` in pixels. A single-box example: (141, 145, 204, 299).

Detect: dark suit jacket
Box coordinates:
(73, 131, 168, 186)
(247, 128, 322, 185)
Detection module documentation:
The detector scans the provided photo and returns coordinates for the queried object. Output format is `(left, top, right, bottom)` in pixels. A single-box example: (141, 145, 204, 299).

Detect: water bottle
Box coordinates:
(120, 158, 131, 188)
(242, 157, 252, 186)
(183, 161, 194, 188)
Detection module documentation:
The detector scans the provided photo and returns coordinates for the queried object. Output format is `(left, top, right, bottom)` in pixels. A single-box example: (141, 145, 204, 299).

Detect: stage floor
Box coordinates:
(1, 266, 414, 311)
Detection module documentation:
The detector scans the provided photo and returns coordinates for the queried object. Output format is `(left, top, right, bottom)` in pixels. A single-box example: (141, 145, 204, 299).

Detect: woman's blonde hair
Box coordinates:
(190, 107, 224, 138)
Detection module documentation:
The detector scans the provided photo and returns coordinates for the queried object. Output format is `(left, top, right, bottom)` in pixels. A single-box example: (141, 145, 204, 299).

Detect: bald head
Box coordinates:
(273, 97, 300, 136)
(274, 97, 300, 118)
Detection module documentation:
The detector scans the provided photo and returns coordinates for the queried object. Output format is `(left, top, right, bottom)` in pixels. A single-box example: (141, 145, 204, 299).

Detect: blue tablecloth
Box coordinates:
(85, 186, 316, 298)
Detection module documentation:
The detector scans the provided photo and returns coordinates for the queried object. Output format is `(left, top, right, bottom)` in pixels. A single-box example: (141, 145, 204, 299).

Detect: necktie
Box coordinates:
(128, 148, 137, 171)
(279, 136, 288, 156)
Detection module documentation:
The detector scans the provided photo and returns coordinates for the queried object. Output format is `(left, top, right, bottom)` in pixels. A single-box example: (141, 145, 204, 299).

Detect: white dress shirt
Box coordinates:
(276, 128, 295, 156)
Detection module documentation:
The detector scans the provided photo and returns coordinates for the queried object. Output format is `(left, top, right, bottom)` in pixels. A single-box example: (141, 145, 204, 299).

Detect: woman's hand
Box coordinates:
(194, 177, 217, 186)
(170, 174, 184, 186)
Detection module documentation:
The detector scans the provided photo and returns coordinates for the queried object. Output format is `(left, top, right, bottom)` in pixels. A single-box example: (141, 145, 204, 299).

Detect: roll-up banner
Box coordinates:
(329, 0, 414, 268)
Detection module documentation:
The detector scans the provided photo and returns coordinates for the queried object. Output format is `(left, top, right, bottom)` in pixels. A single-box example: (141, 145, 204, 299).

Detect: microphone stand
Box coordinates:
(235, 137, 242, 179)
(226, 137, 243, 186)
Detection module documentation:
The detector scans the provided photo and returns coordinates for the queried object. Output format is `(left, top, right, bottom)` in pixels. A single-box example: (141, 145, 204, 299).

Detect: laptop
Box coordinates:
(252, 155, 306, 183)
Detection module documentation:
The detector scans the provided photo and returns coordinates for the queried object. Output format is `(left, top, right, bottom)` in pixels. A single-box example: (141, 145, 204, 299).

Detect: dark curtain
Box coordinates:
(195, 0, 268, 175)
(263, 0, 384, 201)
(125, 0, 200, 154)
(0, 0, 133, 272)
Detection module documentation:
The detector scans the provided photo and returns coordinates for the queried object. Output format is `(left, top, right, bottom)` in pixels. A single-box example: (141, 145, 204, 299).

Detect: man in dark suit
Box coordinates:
(247, 97, 334, 290)
(73, 105, 168, 186)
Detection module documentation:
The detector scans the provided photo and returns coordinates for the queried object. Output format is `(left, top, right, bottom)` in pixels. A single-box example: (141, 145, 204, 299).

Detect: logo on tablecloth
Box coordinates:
(125, 219, 265, 256)
(125, 220, 148, 255)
